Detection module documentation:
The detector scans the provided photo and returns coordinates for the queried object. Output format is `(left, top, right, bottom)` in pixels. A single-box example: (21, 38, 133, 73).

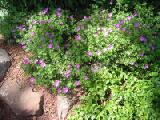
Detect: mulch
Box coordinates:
(0, 43, 58, 120)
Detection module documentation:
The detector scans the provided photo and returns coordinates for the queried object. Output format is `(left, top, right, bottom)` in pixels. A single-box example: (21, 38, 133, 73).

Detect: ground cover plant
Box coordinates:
(68, 4, 160, 120)
(1, 0, 160, 119)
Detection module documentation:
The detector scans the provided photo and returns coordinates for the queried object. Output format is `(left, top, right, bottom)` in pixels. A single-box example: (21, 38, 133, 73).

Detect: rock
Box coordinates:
(18, 87, 44, 116)
(0, 98, 18, 120)
(56, 95, 72, 120)
(0, 79, 44, 117)
(0, 49, 11, 81)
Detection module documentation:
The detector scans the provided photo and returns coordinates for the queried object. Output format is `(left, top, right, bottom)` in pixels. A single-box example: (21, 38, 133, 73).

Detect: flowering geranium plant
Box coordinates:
(16, 7, 91, 94)
(68, 4, 160, 120)
(15, 3, 160, 120)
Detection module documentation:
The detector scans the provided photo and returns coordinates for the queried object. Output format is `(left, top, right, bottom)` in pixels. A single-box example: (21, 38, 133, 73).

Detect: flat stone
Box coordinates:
(18, 87, 44, 116)
(0, 49, 11, 81)
(0, 79, 44, 117)
(57, 95, 72, 120)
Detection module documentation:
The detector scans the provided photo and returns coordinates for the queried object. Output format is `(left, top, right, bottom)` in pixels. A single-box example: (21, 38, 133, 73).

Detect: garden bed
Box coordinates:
(0, 1, 160, 119)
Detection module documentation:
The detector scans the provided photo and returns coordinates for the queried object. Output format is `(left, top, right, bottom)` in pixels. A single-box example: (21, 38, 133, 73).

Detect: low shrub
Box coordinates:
(14, 3, 160, 120)
(68, 4, 160, 120)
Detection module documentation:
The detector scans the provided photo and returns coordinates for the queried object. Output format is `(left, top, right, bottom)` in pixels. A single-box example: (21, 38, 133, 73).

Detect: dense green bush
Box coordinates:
(16, 7, 91, 93)
(0, 8, 27, 44)
(68, 4, 160, 120)
(9, 2, 160, 120)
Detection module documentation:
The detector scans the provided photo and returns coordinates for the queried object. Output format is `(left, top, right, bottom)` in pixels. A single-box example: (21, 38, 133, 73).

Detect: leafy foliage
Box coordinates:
(67, 4, 160, 120)
(3, 1, 160, 119)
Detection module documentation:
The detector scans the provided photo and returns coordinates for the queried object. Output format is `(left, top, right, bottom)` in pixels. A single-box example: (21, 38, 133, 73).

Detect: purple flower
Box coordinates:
(96, 51, 102, 56)
(54, 80, 60, 88)
(48, 43, 53, 49)
(103, 44, 113, 52)
(150, 45, 156, 51)
(139, 52, 144, 57)
(32, 20, 37, 24)
(121, 28, 126, 32)
(56, 44, 60, 49)
(60, 22, 64, 25)
(48, 19, 52, 23)
(84, 16, 87, 20)
(108, 28, 113, 33)
(31, 32, 35, 36)
(115, 23, 120, 28)
(75, 80, 80, 87)
(27, 39, 32, 43)
(23, 57, 30, 64)
(29, 25, 32, 30)
(87, 16, 92, 20)
(108, 12, 112, 18)
(133, 11, 138, 16)
(109, 0, 113, 4)
(63, 87, 69, 93)
(17, 25, 25, 31)
(65, 70, 71, 79)
(126, 16, 132, 21)
(144, 64, 149, 69)
(67, 64, 72, 69)
(41, 8, 48, 15)
(49, 40, 53, 43)
(57, 8, 61, 11)
(76, 26, 81, 32)
(69, 15, 74, 19)
(75, 35, 81, 41)
(57, 88, 62, 94)
(87, 51, 93, 57)
(84, 75, 89, 80)
(45, 32, 49, 37)
(65, 73, 70, 79)
(20, 43, 26, 49)
(35, 59, 39, 64)
(49, 26, 54, 29)
(140, 35, 147, 42)
(40, 62, 46, 68)
(134, 22, 140, 28)
(56, 8, 62, 17)
(39, 60, 46, 68)
(40, 20, 47, 24)
(30, 77, 36, 84)
(119, 20, 124, 25)
(108, 44, 113, 50)
(104, 31, 108, 37)
(22, 45, 26, 49)
(56, 11, 61, 17)
(75, 64, 80, 69)
(83, 16, 91, 20)
(48, 34, 54, 39)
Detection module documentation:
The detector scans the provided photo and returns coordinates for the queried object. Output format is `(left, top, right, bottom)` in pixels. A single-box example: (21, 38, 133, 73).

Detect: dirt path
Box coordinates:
(0, 44, 58, 120)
